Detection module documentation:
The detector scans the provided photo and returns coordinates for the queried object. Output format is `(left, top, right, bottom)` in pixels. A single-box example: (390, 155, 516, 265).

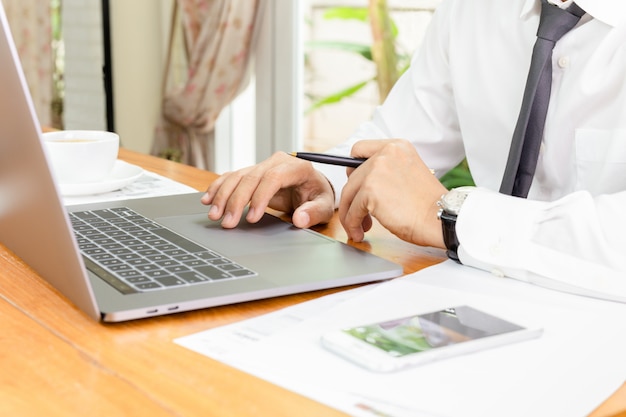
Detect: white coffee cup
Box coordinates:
(42, 130, 120, 184)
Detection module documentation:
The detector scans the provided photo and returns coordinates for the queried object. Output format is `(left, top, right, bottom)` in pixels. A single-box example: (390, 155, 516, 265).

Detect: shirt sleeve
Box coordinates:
(456, 188, 626, 303)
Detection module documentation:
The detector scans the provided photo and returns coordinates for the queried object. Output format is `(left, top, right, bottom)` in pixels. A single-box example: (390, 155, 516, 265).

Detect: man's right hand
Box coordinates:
(201, 151, 336, 229)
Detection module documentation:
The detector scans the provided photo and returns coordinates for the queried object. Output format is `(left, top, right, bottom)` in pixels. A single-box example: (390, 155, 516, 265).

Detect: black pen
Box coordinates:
(289, 152, 366, 168)
(290, 151, 436, 174)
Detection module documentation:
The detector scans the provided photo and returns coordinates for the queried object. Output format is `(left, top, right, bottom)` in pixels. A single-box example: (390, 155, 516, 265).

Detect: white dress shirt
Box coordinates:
(317, 0, 626, 302)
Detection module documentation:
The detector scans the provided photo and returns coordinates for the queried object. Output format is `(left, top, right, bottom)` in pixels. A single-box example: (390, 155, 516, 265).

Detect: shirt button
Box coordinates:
(557, 56, 570, 68)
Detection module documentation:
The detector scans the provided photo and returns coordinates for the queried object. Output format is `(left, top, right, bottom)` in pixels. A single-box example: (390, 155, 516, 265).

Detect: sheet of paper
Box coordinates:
(177, 284, 378, 361)
(176, 261, 626, 417)
(62, 171, 197, 206)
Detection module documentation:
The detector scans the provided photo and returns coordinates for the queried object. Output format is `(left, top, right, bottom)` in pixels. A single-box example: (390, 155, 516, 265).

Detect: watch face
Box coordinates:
(442, 186, 475, 215)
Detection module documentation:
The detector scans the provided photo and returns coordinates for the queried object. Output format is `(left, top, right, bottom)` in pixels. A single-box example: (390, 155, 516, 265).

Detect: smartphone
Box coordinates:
(321, 305, 543, 372)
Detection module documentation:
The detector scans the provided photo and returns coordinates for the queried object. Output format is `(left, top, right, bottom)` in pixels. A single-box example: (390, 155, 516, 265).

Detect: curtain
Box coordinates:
(3, 0, 53, 127)
(152, 0, 266, 170)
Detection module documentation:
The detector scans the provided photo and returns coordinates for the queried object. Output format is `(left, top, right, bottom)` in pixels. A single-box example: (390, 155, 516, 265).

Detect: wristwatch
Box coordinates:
(437, 186, 475, 263)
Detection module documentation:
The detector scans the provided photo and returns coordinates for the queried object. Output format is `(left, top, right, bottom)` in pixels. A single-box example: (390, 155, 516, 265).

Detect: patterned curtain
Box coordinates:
(3, 0, 53, 127)
(152, 0, 266, 170)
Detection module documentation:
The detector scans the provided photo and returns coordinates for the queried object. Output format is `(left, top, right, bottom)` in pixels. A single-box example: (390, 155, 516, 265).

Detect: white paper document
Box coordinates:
(176, 261, 626, 417)
(63, 171, 197, 206)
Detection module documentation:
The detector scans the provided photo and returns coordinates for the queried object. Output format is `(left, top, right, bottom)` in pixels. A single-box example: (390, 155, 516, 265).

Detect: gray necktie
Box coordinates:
(500, 0, 585, 197)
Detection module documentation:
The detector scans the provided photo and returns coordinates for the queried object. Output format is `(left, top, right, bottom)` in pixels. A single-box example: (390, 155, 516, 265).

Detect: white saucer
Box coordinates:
(59, 160, 144, 196)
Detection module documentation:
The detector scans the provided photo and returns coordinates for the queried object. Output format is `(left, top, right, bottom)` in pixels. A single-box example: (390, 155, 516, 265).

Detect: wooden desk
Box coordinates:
(0, 149, 624, 417)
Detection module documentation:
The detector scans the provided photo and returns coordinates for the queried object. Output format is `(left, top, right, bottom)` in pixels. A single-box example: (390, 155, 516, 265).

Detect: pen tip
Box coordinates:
(289, 151, 297, 157)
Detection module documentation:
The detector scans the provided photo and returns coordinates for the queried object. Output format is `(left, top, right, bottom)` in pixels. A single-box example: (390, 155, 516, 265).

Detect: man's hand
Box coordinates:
(201, 151, 335, 229)
(339, 139, 447, 248)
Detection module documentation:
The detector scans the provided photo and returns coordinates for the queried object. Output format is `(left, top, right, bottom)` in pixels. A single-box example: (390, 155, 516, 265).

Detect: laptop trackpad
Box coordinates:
(154, 212, 334, 258)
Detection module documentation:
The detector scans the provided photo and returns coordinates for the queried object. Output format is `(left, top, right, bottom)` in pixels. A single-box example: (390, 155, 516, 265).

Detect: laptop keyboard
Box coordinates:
(69, 207, 257, 295)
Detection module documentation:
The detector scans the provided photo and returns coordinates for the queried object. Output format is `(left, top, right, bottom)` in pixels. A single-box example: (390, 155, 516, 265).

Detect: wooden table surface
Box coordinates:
(0, 148, 624, 417)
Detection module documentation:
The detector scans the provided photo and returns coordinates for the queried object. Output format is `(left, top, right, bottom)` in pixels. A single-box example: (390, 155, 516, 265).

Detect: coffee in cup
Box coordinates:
(42, 130, 120, 184)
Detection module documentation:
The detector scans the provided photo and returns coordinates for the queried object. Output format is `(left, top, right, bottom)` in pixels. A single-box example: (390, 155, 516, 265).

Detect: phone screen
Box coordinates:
(342, 306, 526, 358)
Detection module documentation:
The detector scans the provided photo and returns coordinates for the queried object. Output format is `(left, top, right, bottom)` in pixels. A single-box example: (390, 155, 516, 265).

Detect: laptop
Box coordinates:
(0, 5, 402, 322)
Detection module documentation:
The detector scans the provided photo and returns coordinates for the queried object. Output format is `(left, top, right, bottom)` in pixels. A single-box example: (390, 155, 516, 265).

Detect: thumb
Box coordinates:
(291, 199, 334, 229)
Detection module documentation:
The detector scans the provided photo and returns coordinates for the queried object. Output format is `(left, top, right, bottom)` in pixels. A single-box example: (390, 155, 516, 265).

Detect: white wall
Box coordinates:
(109, 0, 171, 153)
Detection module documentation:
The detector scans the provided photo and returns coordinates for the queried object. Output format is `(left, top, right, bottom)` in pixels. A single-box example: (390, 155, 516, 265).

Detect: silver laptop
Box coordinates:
(0, 6, 402, 322)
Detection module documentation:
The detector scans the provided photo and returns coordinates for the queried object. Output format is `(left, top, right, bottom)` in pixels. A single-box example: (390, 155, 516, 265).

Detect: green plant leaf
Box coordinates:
(305, 3, 408, 114)
(439, 160, 475, 190)
(323, 7, 369, 22)
(306, 80, 371, 114)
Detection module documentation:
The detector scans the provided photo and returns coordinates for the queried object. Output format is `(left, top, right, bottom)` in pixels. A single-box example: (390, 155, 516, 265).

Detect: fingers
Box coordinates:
(338, 168, 372, 242)
(339, 140, 393, 240)
(292, 196, 335, 229)
(203, 166, 256, 228)
(245, 161, 297, 223)
(349, 139, 386, 159)
(338, 139, 446, 246)
(202, 152, 335, 229)
(203, 160, 280, 228)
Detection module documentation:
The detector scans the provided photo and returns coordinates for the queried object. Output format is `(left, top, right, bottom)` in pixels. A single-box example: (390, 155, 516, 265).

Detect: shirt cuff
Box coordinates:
(455, 188, 626, 302)
(456, 188, 546, 278)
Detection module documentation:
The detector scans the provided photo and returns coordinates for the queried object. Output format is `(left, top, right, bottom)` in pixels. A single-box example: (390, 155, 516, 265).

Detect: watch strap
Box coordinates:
(440, 210, 461, 263)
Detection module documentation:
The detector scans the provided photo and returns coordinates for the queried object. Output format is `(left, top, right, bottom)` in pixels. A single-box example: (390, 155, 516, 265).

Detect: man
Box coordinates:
(202, 0, 626, 301)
